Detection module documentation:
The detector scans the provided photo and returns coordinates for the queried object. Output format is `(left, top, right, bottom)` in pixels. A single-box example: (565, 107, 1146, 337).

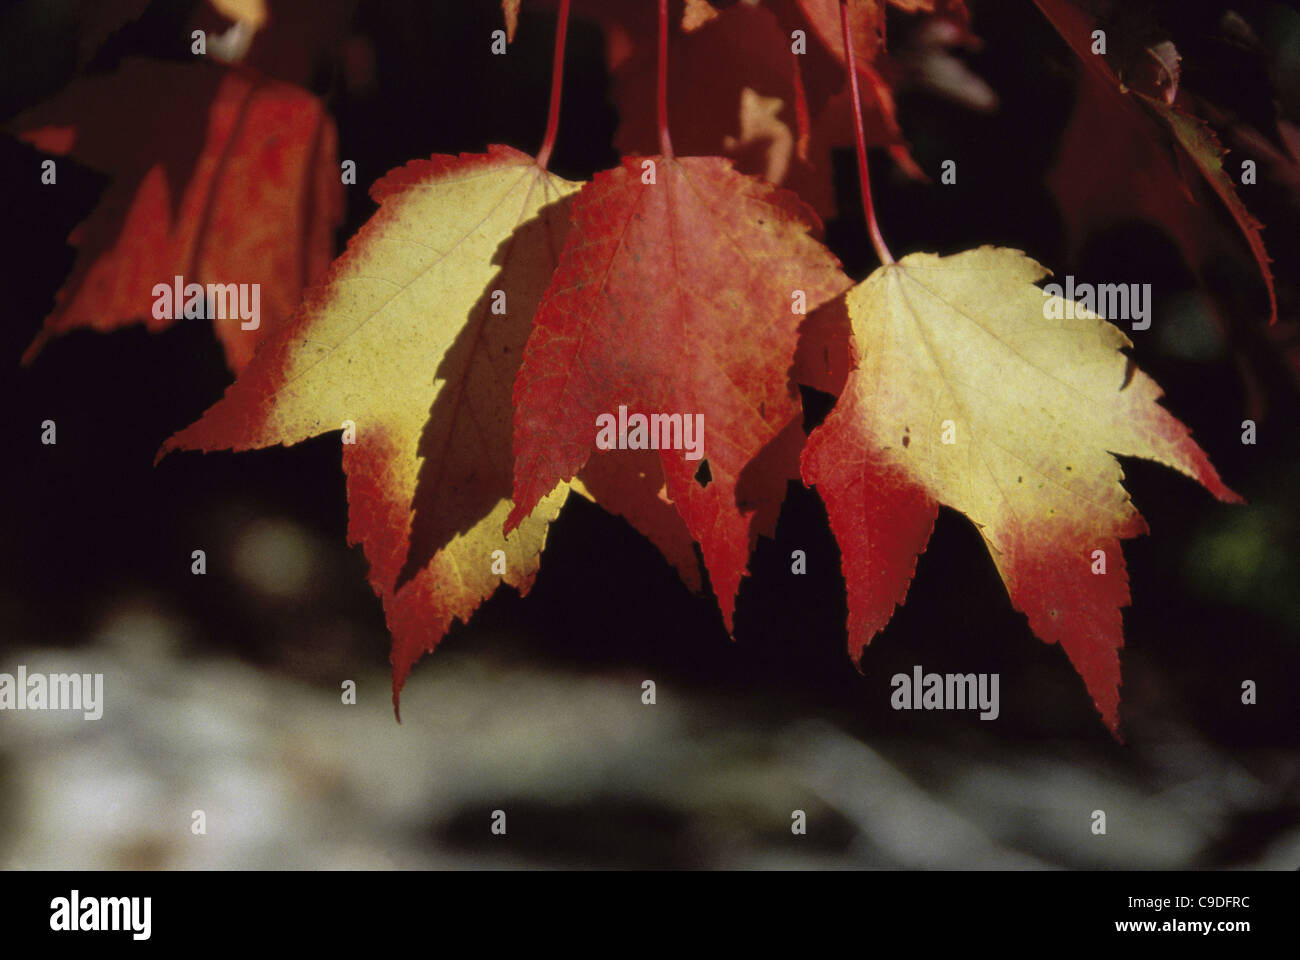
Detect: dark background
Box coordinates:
(0, 0, 1296, 869)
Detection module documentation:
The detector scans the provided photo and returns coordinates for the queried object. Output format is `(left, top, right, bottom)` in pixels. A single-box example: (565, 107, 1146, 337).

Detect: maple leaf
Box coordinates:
(508, 154, 850, 629)
(12, 58, 342, 373)
(529, 0, 924, 214)
(801, 247, 1241, 735)
(160, 145, 579, 709)
(1138, 93, 1278, 326)
(611, 4, 815, 195)
(1035, 0, 1277, 326)
(796, 0, 887, 69)
(786, 0, 963, 183)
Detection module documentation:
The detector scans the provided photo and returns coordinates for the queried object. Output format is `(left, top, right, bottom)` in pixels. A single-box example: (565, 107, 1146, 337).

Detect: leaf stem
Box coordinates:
(841, 0, 894, 265)
(657, 0, 674, 157)
(535, 0, 571, 170)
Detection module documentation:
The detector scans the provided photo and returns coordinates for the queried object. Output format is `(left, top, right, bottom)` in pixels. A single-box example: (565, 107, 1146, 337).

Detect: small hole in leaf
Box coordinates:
(695, 460, 712, 488)
(902, 435, 910, 448)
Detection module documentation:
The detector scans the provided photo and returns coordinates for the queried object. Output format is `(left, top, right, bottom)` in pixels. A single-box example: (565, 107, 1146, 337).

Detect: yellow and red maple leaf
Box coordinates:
(802, 247, 1240, 736)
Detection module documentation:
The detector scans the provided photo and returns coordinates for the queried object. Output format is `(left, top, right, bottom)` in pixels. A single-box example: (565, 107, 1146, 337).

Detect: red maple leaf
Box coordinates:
(508, 153, 850, 628)
(1035, 0, 1277, 327)
(12, 58, 342, 372)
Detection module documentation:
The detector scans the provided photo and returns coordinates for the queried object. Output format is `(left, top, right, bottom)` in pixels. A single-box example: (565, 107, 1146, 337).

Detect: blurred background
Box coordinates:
(0, 0, 1297, 869)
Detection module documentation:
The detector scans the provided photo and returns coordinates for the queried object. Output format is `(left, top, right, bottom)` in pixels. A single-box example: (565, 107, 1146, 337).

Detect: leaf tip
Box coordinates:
(153, 432, 186, 467)
(391, 665, 408, 724)
(19, 329, 50, 367)
(502, 503, 526, 537)
(1219, 487, 1247, 507)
